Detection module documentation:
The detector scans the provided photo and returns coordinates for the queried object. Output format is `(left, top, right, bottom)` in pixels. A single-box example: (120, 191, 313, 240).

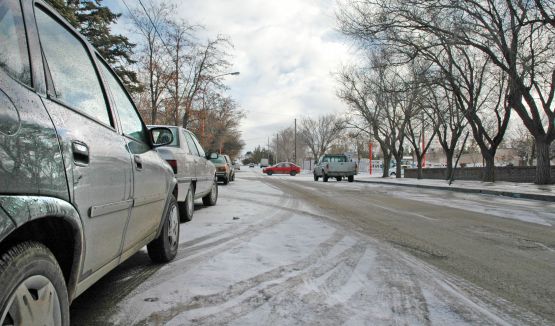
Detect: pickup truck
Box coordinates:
(313, 154, 358, 182)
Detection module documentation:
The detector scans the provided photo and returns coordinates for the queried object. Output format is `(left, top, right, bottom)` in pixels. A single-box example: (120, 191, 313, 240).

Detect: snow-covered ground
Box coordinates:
(104, 170, 549, 325)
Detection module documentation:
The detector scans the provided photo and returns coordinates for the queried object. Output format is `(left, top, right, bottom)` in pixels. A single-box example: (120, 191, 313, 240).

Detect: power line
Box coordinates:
(120, 0, 173, 57)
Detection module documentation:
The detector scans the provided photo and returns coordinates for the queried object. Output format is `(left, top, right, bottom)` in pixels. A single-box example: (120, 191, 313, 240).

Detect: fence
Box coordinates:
(404, 166, 555, 183)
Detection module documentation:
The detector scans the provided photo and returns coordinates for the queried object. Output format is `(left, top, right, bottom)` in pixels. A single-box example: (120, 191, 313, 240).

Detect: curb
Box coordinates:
(355, 179, 555, 202)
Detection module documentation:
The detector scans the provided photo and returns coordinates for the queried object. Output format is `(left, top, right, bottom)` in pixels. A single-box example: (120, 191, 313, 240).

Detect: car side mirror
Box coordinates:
(150, 127, 174, 147)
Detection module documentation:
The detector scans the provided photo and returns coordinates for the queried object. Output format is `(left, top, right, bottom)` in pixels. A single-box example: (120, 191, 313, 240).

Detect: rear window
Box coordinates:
(323, 156, 347, 163)
(210, 156, 226, 164)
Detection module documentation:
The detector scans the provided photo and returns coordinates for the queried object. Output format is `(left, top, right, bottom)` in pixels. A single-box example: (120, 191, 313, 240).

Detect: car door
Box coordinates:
(283, 163, 291, 174)
(190, 132, 212, 193)
(96, 59, 170, 253)
(183, 131, 208, 194)
(34, 6, 132, 276)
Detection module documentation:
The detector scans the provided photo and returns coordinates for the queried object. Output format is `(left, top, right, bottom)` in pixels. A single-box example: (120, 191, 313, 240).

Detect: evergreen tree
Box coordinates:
(45, 0, 141, 93)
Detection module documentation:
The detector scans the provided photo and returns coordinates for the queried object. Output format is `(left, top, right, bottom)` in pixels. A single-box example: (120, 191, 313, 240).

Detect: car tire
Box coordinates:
(222, 176, 229, 185)
(336, 177, 342, 182)
(323, 174, 329, 182)
(0, 242, 69, 326)
(267, 171, 273, 176)
(348, 175, 354, 182)
(313, 174, 319, 181)
(202, 179, 218, 206)
(290, 171, 297, 176)
(147, 195, 179, 263)
(178, 185, 194, 222)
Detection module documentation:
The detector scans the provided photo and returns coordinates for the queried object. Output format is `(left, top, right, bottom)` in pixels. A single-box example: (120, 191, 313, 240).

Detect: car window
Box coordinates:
(97, 58, 148, 142)
(0, 0, 31, 85)
(35, 8, 111, 126)
(184, 132, 199, 156)
(210, 156, 226, 164)
(190, 133, 205, 157)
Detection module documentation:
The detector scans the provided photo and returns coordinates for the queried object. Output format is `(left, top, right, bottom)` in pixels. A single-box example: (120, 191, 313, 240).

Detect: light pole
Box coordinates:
(213, 71, 240, 78)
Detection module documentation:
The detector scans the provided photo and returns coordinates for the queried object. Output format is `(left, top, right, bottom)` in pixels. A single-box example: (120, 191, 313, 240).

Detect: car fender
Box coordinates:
(0, 195, 85, 301)
(154, 177, 178, 239)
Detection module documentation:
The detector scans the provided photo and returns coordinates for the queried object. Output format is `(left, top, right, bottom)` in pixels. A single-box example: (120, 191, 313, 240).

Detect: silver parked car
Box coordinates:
(0, 2, 179, 324)
(149, 126, 219, 222)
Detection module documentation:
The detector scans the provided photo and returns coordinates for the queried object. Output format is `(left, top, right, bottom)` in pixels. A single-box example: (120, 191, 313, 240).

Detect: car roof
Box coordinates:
(147, 124, 191, 132)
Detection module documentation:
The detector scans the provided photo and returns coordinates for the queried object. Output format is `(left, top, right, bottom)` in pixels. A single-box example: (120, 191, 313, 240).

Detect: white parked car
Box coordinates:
(149, 125, 219, 222)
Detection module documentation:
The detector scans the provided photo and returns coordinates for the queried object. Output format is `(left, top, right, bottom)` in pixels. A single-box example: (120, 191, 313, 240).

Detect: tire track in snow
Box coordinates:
(171, 240, 368, 326)
(134, 231, 347, 325)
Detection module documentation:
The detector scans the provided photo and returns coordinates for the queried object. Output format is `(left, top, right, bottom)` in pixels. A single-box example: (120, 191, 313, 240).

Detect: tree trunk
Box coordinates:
(383, 155, 391, 178)
(535, 138, 552, 185)
(395, 156, 402, 178)
(445, 150, 454, 180)
(482, 153, 495, 182)
(416, 157, 423, 179)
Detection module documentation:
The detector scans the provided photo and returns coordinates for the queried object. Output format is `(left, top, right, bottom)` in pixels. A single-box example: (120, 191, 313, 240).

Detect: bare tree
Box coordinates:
(299, 114, 346, 164)
(338, 0, 554, 184)
(130, 0, 172, 124)
(426, 83, 467, 179)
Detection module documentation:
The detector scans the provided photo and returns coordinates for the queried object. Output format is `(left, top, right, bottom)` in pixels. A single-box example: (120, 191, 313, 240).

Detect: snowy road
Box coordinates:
(70, 168, 555, 325)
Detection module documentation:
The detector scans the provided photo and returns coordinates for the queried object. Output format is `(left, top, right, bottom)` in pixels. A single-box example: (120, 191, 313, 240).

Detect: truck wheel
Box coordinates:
(202, 179, 218, 206)
(323, 174, 329, 182)
(348, 175, 354, 182)
(0, 242, 69, 326)
(313, 174, 319, 181)
(148, 195, 179, 263)
(178, 185, 194, 222)
(290, 171, 296, 176)
(336, 177, 342, 182)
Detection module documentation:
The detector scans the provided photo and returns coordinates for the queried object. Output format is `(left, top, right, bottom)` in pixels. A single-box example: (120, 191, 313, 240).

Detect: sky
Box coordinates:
(107, 0, 358, 154)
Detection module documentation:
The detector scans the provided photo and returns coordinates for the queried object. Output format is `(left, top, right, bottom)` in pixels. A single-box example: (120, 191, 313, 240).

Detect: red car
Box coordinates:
(263, 162, 301, 176)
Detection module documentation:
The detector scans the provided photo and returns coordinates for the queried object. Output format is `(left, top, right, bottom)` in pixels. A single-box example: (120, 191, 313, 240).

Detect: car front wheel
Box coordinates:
(313, 174, 319, 181)
(202, 179, 218, 206)
(267, 171, 273, 176)
(290, 171, 297, 176)
(0, 242, 69, 326)
(148, 195, 179, 263)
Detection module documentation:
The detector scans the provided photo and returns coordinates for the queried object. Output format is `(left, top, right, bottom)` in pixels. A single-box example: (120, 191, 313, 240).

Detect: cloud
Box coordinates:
(110, 0, 356, 154)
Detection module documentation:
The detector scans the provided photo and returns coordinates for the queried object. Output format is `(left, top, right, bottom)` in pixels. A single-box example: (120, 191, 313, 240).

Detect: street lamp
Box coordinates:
(213, 71, 240, 78)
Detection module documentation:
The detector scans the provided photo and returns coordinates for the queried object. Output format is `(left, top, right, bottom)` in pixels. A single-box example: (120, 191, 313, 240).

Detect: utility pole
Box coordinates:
(276, 133, 279, 163)
(268, 136, 270, 163)
(294, 118, 297, 165)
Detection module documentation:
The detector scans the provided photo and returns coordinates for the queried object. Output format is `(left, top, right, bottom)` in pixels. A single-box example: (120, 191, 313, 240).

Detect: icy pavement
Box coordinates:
(104, 171, 549, 325)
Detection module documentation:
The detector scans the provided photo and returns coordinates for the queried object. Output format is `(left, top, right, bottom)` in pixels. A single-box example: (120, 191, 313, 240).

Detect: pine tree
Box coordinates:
(45, 0, 141, 93)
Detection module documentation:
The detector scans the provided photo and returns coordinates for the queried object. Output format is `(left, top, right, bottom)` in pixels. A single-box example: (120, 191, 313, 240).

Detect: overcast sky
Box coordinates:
(107, 0, 357, 154)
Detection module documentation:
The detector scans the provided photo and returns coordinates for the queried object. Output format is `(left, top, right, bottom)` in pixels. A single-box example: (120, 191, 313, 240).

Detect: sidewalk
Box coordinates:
(354, 174, 555, 202)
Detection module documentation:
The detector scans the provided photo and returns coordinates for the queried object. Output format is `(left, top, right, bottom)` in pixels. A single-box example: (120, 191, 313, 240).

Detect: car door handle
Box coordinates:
(72, 141, 89, 166)
(134, 155, 143, 170)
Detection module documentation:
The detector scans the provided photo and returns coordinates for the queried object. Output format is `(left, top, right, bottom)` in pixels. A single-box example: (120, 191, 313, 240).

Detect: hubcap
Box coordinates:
(1, 275, 62, 326)
(167, 204, 179, 248)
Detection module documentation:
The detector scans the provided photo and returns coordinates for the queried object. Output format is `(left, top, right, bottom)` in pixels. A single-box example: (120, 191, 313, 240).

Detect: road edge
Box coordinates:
(355, 179, 555, 202)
